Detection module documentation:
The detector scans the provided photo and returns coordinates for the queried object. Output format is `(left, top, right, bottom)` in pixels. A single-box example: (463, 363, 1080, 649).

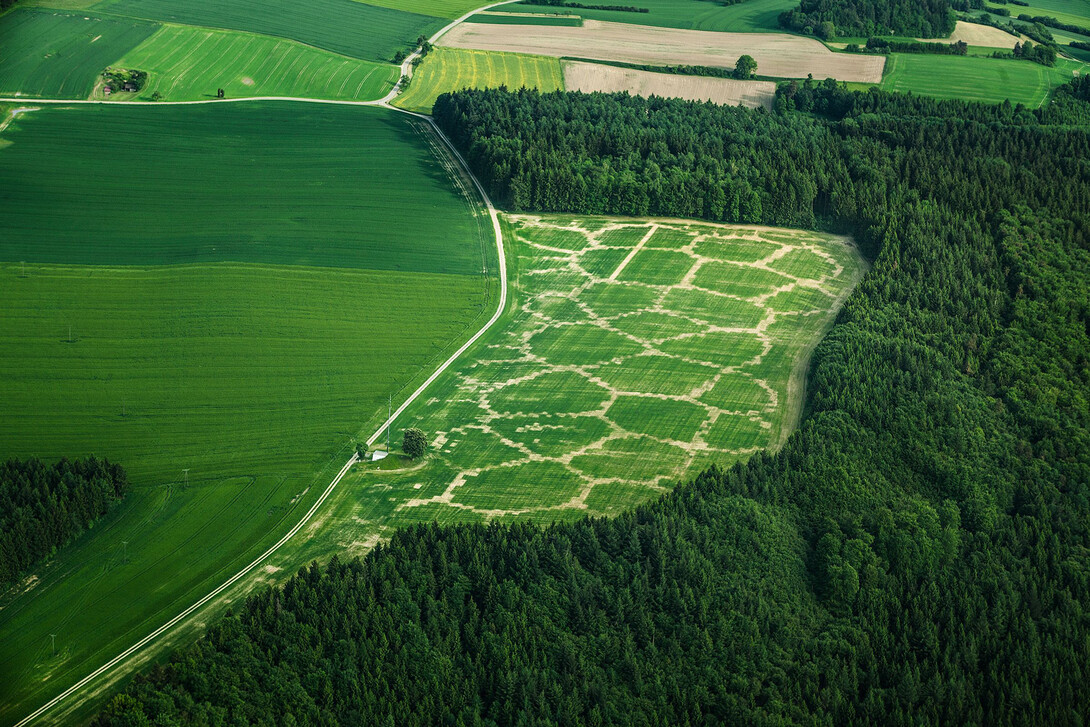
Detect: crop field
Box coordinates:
(93, 0, 444, 62)
(563, 61, 776, 107)
(0, 102, 496, 722)
(103, 25, 398, 101)
(340, 214, 863, 525)
(395, 47, 563, 113)
(0, 9, 156, 98)
(880, 53, 1076, 106)
(440, 19, 887, 82)
(467, 12, 584, 27)
(355, 0, 497, 19)
(0, 102, 489, 273)
(512, 0, 797, 32)
(917, 20, 1021, 48)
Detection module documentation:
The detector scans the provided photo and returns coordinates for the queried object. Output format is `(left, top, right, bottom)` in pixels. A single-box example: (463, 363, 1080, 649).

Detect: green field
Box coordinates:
(512, 0, 796, 32)
(0, 102, 487, 273)
(0, 8, 156, 98)
(394, 46, 563, 113)
(340, 214, 863, 524)
(879, 53, 1078, 106)
(103, 24, 398, 101)
(361, 0, 498, 18)
(467, 12, 584, 26)
(0, 101, 496, 723)
(93, 0, 444, 62)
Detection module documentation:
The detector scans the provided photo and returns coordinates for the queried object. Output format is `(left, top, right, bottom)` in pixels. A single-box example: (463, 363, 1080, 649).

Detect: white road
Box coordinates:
(5, 5, 514, 724)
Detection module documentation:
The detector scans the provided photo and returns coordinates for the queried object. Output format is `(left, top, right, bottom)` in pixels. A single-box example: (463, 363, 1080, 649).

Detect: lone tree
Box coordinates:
(733, 55, 757, 80)
(402, 428, 428, 459)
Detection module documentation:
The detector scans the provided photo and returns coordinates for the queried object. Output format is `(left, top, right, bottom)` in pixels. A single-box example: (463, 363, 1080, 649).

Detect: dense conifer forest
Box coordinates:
(779, 0, 956, 37)
(1, 458, 128, 589)
(94, 81, 1089, 725)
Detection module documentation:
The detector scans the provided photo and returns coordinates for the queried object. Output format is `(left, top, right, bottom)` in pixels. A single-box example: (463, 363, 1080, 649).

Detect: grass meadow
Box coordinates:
(467, 13, 584, 27)
(394, 47, 564, 113)
(0, 102, 490, 274)
(340, 214, 863, 528)
(362, 0, 508, 19)
(106, 25, 398, 101)
(878, 53, 1078, 106)
(0, 102, 496, 722)
(512, 0, 797, 32)
(0, 8, 156, 98)
(93, 0, 444, 62)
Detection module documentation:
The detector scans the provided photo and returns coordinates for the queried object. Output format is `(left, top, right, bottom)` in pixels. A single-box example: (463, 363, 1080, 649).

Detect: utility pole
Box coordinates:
(182, 468, 189, 489)
(50, 633, 56, 657)
(387, 395, 392, 452)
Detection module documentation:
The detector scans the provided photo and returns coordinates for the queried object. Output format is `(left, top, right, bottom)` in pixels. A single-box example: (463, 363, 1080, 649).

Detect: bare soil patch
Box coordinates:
(440, 19, 886, 82)
(918, 20, 1022, 48)
(563, 61, 776, 108)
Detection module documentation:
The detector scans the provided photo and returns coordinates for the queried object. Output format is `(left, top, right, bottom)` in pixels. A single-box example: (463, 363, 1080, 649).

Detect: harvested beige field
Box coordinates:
(918, 20, 1023, 48)
(563, 61, 776, 108)
(440, 19, 886, 83)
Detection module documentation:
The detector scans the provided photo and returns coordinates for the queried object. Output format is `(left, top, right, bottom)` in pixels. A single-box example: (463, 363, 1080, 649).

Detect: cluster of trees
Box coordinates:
(846, 36, 968, 54)
(1016, 13, 1090, 38)
(1, 457, 128, 589)
(779, 0, 956, 38)
(1006, 39, 1057, 65)
(96, 79, 1090, 725)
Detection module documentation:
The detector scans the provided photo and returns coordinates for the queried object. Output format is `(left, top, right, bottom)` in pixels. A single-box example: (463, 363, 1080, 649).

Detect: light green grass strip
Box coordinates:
(106, 24, 397, 101)
(879, 52, 1077, 107)
(394, 46, 563, 114)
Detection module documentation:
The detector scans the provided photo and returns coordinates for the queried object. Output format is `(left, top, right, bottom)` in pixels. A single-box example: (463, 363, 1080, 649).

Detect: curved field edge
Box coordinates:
(0, 103, 498, 723)
(393, 46, 563, 114)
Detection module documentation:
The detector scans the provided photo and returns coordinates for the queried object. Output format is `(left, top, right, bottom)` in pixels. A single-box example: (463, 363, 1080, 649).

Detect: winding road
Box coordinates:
(5, 4, 514, 725)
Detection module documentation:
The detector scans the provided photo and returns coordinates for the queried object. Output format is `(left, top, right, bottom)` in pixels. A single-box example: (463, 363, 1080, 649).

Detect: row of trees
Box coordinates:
(95, 81, 1090, 724)
(779, 0, 957, 38)
(1, 457, 128, 589)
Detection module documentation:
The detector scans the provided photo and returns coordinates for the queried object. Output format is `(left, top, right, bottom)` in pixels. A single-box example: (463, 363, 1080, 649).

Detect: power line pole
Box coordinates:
(182, 468, 189, 489)
(122, 541, 128, 564)
(50, 633, 56, 657)
(387, 395, 392, 452)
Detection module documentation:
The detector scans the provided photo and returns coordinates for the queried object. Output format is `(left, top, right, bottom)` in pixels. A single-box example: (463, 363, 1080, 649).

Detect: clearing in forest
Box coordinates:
(345, 214, 864, 526)
(917, 20, 1022, 48)
(103, 24, 398, 101)
(563, 61, 776, 108)
(440, 19, 886, 82)
(395, 46, 564, 114)
(0, 101, 497, 725)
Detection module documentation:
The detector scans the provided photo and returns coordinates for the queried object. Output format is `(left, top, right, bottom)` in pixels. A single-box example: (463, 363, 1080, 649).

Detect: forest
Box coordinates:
(0, 457, 128, 589)
(92, 78, 1090, 725)
(779, 0, 956, 37)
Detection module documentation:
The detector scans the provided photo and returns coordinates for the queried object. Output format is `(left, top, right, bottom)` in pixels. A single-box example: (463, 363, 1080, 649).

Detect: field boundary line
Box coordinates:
(7, 2, 515, 721)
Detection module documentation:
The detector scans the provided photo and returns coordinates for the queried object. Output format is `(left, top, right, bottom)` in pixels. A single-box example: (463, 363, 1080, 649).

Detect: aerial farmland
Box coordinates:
(1, 0, 1089, 724)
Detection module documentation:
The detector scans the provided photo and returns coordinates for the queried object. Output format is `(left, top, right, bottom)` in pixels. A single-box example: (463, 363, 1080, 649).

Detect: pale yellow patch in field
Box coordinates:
(440, 19, 886, 83)
(563, 61, 776, 108)
(918, 20, 1024, 49)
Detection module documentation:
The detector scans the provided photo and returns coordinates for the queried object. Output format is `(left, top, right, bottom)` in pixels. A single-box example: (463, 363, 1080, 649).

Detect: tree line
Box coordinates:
(95, 79, 1090, 725)
(1, 457, 128, 589)
(779, 0, 956, 38)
